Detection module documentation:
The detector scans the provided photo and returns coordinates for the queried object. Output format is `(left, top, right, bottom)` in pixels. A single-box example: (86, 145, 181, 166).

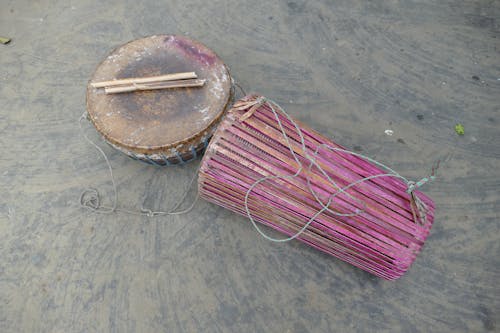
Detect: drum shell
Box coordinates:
(104, 110, 229, 166)
(198, 95, 435, 280)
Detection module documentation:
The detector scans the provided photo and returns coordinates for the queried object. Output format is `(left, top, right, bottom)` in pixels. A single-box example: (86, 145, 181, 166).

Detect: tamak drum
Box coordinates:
(198, 95, 436, 280)
(86, 35, 233, 165)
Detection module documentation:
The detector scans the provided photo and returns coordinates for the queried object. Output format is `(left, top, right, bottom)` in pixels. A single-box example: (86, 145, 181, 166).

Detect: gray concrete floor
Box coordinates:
(1, 0, 499, 332)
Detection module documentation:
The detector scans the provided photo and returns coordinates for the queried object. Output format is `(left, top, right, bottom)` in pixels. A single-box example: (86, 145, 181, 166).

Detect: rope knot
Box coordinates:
(80, 188, 101, 211)
(406, 160, 440, 193)
(406, 181, 417, 193)
(140, 207, 155, 217)
(405, 160, 440, 226)
(234, 96, 267, 121)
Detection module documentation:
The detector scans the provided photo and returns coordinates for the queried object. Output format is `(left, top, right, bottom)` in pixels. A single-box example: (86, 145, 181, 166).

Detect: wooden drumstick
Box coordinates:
(104, 79, 206, 94)
(91, 72, 198, 88)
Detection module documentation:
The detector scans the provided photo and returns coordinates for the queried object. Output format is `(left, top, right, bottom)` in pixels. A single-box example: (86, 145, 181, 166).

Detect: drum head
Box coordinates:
(86, 35, 232, 154)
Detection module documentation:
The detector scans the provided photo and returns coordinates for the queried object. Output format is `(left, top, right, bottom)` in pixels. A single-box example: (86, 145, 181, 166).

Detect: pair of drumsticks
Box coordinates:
(91, 72, 205, 94)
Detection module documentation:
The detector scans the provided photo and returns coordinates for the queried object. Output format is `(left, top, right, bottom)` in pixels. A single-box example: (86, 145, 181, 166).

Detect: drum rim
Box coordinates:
(86, 34, 233, 155)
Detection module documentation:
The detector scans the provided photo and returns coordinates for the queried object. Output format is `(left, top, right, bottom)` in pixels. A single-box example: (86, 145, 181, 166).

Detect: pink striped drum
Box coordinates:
(198, 95, 435, 280)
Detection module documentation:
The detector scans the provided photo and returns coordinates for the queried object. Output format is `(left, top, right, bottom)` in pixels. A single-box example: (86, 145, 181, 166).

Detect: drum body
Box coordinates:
(198, 95, 435, 280)
(86, 35, 233, 165)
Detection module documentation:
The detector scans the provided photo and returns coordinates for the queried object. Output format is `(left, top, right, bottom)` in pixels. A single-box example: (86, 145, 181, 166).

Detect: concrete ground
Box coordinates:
(1, 0, 499, 332)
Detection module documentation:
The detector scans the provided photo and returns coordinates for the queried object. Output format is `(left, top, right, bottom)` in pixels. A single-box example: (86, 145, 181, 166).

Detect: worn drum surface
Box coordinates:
(86, 35, 233, 165)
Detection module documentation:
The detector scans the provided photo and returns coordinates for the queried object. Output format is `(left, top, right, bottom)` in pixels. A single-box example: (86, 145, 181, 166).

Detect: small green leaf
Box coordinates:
(0, 36, 11, 44)
(455, 123, 465, 135)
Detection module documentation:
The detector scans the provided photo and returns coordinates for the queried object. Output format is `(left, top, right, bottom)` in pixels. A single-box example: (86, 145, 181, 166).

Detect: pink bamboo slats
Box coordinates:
(198, 95, 435, 280)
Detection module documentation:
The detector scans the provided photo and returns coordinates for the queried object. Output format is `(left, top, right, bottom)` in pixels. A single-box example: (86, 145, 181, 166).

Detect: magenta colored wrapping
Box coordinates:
(198, 95, 435, 280)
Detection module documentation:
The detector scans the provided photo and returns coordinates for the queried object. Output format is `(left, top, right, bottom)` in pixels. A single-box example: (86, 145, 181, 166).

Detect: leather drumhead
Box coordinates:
(86, 35, 232, 154)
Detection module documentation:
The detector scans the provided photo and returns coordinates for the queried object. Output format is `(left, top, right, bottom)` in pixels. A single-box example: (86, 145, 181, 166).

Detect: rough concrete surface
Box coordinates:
(1, 0, 499, 332)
